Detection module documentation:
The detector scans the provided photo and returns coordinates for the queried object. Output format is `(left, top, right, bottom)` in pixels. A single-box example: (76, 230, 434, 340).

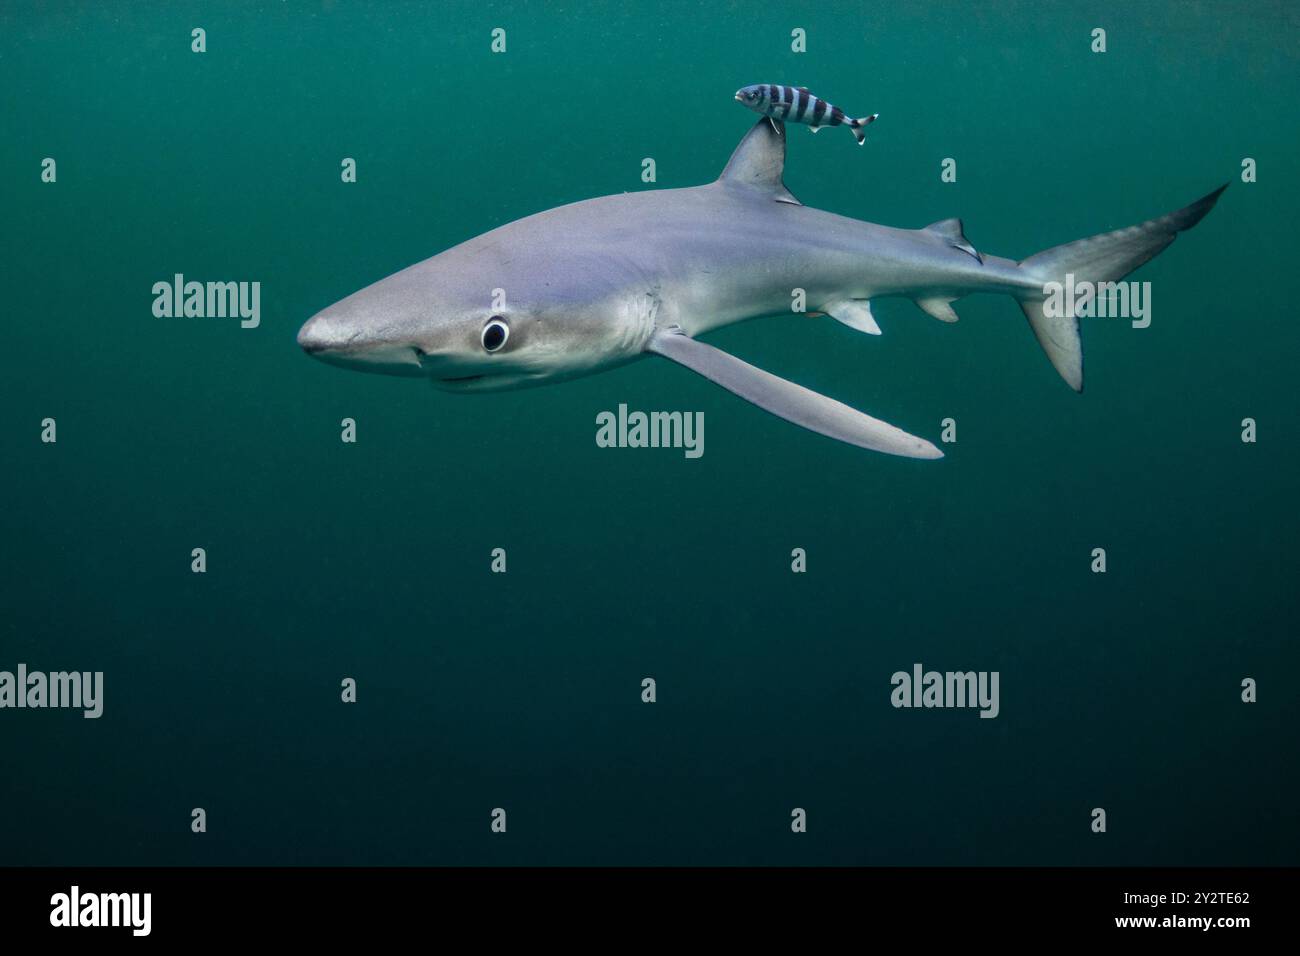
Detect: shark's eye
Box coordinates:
(482, 317, 509, 352)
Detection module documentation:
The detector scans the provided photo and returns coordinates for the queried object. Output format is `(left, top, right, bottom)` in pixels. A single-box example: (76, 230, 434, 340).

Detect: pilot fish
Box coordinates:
(735, 84, 879, 144)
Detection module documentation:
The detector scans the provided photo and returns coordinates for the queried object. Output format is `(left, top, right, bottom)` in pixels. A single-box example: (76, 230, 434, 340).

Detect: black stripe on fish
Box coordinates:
(781, 86, 794, 118)
(829, 105, 845, 125)
(795, 88, 810, 121)
(811, 97, 827, 125)
(767, 83, 778, 105)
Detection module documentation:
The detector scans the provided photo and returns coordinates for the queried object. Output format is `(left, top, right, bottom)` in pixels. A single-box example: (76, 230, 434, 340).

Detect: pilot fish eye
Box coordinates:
(481, 317, 509, 352)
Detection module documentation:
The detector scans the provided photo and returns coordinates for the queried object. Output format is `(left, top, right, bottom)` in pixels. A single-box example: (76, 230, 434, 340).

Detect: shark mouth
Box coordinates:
(413, 348, 485, 384)
(437, 373, 485, 384)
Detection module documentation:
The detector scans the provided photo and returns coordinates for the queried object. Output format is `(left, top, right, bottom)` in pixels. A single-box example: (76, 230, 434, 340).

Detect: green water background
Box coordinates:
(2, 0, 1297, 865)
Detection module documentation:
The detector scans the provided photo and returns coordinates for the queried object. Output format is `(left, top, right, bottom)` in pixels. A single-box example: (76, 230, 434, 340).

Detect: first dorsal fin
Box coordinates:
(718, 118, 802, 206)
(925, 217, 982, 264)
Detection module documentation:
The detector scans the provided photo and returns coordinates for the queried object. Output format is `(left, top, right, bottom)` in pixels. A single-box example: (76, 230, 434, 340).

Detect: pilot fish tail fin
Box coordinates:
(1012, 183, 1228, 392)
(848, 113, 879, 145)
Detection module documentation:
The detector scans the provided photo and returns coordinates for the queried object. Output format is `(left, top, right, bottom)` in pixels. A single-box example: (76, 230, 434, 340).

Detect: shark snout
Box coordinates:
(298, 307, 425, 377)
(296, 314, 335, 355)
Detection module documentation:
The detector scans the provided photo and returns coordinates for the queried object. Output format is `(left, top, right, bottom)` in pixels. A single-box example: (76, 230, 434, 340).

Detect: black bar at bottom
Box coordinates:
(0, 866, 1289, 940)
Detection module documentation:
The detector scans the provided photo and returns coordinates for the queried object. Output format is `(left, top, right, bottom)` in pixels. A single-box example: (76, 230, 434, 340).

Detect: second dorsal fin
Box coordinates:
(718, 118, 802, 206)
(925, 218, 982, 263)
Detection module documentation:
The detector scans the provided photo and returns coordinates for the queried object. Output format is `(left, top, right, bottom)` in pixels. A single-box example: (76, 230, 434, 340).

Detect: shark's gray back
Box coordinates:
(428, 179, 985, 338)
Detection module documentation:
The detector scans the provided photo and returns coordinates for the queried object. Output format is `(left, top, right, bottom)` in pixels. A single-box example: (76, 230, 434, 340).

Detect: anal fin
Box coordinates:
(915, 296, 959, 323)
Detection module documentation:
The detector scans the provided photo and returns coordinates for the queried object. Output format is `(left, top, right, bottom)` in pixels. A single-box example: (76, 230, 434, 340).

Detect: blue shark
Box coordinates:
(298, 119, 1225, 458)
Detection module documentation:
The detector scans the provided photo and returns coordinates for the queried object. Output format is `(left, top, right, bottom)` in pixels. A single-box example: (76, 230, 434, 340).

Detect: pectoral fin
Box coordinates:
(646, 329, 942, 459)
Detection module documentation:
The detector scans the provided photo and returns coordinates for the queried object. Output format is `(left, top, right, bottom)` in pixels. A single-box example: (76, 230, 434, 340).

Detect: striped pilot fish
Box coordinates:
(735, 84, 879, 144)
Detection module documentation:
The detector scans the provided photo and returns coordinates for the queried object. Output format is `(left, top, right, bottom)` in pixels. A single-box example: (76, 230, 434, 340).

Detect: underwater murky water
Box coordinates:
(2, 1, 1296, 864)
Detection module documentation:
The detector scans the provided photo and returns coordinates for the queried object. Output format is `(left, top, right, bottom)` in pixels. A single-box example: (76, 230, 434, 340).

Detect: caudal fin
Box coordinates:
(1014, 184, 1228, 391)
(849, 113, 879, 145)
